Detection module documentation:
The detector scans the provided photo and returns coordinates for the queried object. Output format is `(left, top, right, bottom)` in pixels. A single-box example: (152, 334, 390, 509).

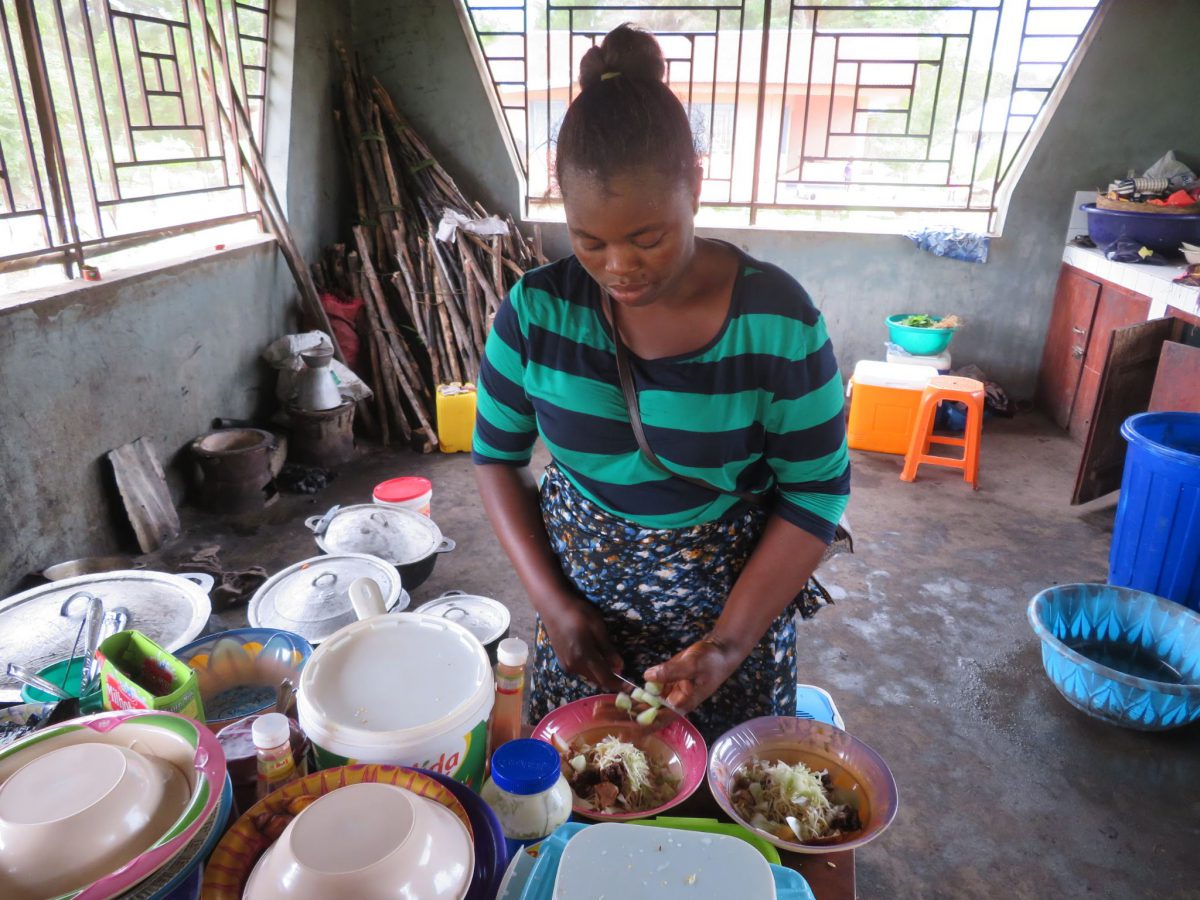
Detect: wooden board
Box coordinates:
(1149, 340, 1200, 413)
(108, 437, 180, 552)
(1038, 265, 1100, 430)
(1072, 317, 1183, 505)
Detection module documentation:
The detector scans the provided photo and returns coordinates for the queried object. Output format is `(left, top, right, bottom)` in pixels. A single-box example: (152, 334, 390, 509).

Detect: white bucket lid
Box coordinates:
(298, 613, 493, 748)
(851, 360, 938, 390)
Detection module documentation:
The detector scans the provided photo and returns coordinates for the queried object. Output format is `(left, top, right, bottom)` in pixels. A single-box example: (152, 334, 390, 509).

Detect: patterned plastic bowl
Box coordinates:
(172, 628, 312, 731)
(708, 717, 898, 854)
(1027, 583, 1200, 730)
(531, 694, 707, 821)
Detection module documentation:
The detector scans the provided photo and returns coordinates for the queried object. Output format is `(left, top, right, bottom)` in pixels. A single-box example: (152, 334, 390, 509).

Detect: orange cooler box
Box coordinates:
(847, 361, 938, 455)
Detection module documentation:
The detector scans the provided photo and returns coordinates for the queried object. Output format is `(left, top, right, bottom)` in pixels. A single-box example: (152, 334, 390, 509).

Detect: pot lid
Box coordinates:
(415, 592, 511, 646)
(308, 505, 443, 566)
(249, 553, 408, 644)
(0, 571, 211, 699)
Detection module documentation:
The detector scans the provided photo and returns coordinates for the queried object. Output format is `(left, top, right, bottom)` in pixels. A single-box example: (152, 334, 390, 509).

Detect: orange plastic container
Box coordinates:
(846, 361, 938, 455)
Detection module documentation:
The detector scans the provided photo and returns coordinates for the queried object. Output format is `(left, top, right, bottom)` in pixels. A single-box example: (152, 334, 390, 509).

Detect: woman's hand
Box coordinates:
(540, 591, 624, 692)
(643, 635, 747, 714)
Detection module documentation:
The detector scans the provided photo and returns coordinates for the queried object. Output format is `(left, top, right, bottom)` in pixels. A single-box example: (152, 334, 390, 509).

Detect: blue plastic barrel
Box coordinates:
(1109, 412, 1200, 611)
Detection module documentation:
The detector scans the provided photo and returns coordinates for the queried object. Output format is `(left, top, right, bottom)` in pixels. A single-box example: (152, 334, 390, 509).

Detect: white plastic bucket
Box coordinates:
(372, 476, 433, 517)
(297, 613, 494, 789)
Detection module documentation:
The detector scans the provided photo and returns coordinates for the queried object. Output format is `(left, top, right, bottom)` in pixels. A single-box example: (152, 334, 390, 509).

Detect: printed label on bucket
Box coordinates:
(311, 719, 489, 790)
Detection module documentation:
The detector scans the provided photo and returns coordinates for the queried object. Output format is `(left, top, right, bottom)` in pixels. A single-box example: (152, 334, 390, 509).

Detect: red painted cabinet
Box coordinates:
(1038, 264, 1150, 442)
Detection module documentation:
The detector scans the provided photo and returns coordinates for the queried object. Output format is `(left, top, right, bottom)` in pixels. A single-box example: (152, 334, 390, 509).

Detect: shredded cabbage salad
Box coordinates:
(557, 734, 679, 814)
(730, 758, 861, 842)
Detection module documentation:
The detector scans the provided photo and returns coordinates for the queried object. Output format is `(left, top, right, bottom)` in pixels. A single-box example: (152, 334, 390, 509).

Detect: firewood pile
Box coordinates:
(315, 42, 547, 449)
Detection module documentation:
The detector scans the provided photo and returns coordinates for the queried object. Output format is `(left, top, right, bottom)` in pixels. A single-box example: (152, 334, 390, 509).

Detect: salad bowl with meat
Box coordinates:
(531, 693, 707, 821)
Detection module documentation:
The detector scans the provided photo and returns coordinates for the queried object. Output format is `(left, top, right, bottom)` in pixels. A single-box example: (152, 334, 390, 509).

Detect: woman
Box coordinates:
(473, 25, 849, 741)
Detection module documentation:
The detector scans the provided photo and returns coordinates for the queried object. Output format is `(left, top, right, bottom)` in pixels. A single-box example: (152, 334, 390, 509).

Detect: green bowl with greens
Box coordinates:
(886, 314, 956, 355)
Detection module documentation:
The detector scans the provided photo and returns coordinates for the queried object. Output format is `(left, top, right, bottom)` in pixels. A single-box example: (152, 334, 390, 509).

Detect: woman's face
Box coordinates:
(561, 166, 700, 309)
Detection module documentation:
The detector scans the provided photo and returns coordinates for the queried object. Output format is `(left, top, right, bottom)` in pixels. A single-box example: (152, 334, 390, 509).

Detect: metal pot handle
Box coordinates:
(434, 537, 456, 555)
(306, 505, 341, 535)
(435, 589, 466, 599)
(179, 572, 216, 594)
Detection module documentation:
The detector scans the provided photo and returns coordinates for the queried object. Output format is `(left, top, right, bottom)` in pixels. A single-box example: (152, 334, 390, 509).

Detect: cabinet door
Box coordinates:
(1068, 283, 1152, 443)
(1038, 266, 1100, 429)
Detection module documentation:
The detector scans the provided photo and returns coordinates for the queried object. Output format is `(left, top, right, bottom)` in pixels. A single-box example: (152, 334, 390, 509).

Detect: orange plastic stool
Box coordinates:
(900, 375, 985, 489)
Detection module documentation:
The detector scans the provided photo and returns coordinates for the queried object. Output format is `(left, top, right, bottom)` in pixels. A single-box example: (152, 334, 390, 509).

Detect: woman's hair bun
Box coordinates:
(578, 24, 666, 91)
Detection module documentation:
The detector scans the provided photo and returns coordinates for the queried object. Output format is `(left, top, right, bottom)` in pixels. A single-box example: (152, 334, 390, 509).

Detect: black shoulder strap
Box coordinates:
(604, 293, 770, 509)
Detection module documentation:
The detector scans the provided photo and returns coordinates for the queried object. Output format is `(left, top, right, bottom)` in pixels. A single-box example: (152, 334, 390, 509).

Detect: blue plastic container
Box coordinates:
(1109, 412, 1200, 611)
(1081, 203, 1200, 256)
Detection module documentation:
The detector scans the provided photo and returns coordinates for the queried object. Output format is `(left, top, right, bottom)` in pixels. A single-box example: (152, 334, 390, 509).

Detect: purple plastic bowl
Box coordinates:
(708, 717, 899, 854)
(1081, 203, 1200, 256)
(414, 768, 508, 900)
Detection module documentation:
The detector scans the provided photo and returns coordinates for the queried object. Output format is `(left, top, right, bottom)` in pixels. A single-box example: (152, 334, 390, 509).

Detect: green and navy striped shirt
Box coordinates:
(472, 247, 850, 543)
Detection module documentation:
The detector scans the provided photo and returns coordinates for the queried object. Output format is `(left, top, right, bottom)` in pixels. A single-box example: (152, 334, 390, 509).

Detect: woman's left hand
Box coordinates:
(643, 635, 747, 714)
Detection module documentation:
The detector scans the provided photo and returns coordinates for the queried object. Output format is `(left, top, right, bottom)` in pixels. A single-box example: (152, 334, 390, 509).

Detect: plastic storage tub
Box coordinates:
(297, 613, 494, 789)
(846, 361, 938, 455)
(1109, 412, 1200, 611)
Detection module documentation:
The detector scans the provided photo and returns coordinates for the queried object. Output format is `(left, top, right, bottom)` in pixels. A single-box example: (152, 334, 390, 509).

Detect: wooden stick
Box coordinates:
(490, 234, 505, 300)
(430, 233, 477, 375)
(428, 239, 464, 384)
(353, 226, 429, 407)
(455, 231, 503, 314)
(195, 6, 341, 361)
(460, 246, 484, 357)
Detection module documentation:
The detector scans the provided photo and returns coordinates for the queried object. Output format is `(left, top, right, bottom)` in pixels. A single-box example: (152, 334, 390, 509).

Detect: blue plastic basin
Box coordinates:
(1028, 583, 1200, 730)
(1081, 203, 1200, 256)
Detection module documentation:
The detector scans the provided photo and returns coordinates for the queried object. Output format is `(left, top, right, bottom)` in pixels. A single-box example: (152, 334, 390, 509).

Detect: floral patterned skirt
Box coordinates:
(529, 464, 799, 743)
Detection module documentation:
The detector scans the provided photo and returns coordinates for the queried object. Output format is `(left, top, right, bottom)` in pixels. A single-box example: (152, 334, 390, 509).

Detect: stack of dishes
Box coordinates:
(0, 710, 229, 899)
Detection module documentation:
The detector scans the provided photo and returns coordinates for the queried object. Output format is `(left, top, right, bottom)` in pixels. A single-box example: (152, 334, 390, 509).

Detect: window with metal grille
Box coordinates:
(458, 0, 1103, 234)
(0, 0, 270, 290)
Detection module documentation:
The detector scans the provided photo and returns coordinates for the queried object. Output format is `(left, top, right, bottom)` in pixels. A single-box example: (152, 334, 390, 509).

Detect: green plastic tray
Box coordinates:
(626, 815, 782, 864)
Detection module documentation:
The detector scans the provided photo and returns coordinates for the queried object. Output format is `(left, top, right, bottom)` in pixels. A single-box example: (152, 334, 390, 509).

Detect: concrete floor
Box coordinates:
(151, 411, 1199, 899)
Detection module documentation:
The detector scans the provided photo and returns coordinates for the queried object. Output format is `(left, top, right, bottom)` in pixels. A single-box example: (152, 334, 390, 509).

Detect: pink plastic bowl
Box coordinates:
(531, 694, 707, 821)
(708, 716, 899, 854)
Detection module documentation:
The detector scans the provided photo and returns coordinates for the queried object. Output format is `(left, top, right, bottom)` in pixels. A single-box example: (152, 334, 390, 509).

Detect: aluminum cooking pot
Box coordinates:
(304, 504, 455, 591)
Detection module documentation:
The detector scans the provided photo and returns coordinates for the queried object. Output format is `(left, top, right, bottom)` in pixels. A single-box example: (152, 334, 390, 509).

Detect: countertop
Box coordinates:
(1062, 244, 1199, 319)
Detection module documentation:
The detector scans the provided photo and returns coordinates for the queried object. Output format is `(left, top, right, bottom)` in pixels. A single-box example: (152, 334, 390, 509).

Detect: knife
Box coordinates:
(612, 671, 686, 717)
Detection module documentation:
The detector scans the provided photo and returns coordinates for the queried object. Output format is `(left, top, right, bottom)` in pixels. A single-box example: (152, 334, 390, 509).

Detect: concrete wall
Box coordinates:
(352, 0, 1200, 397)
(0, 0, 350, 594)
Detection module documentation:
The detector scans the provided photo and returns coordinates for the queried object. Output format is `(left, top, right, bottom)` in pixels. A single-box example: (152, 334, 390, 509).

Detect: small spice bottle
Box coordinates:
(253, 712, 300, 800)
(480, 738, 573, 857)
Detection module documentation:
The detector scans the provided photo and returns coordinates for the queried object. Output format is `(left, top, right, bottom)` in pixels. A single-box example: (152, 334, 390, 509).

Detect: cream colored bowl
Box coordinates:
(244, 782, 473, 899)
(0, 742, 190, 899)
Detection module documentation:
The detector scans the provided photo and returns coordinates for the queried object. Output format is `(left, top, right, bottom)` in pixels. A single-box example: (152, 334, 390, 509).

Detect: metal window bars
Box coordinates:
(460, 0, 1102, 232)
(0, 0, 270, 278)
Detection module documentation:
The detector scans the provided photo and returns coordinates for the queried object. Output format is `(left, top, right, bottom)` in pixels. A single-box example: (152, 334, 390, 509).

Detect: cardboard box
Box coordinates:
(97, 630, 205, 721)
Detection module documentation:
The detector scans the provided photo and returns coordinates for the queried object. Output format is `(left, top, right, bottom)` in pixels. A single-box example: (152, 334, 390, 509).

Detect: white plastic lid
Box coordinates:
(553, 823, 777, 899)
(497, 637, 528, 667)
(851, 359, 938, 390)
(252, 713, 291, 750)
